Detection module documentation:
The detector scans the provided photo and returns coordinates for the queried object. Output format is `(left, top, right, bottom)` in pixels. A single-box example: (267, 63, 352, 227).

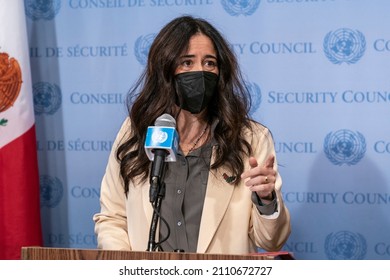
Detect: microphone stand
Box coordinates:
(147, 179, 166, 251)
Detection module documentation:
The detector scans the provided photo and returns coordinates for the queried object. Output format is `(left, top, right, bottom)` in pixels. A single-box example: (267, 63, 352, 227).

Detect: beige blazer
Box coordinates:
(93, 118, 291, 254)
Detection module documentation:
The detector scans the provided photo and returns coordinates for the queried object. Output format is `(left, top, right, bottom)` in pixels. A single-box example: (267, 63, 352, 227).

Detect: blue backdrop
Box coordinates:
(25, 0, 390, 260)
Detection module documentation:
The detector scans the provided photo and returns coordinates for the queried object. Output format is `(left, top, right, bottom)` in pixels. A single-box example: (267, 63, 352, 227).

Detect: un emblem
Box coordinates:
(152, 130, 168, 144)
(33, 82, 62, 115)
(40, 175, 63, 208)
(245, 82, 262, 116)
(134, 33, 156, 65)
(325, 231, 367, 260)
(323, 28, 366, 64)
(24, 0, 61, 21)
(324, 129, 366, 166)
(221, 0, 261, 16)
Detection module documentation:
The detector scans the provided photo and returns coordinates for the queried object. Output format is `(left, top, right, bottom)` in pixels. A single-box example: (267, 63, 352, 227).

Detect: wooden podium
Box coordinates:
(21, 247, 294, 260)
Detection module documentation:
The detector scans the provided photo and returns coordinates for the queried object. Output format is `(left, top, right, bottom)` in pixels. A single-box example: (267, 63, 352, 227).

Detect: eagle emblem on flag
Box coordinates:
(0, 52, 22, 125)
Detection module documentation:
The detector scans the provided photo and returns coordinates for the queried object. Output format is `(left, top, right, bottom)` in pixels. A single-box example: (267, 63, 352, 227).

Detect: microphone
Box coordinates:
(144, 114, 179, 203)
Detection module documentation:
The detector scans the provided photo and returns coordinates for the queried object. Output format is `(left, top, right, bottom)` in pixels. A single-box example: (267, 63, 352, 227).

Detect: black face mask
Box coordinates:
(175, 71, 218, 114)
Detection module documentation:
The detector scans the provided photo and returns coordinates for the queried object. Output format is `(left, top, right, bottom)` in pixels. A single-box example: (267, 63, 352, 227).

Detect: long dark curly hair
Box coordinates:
(117, 15, 254, 194)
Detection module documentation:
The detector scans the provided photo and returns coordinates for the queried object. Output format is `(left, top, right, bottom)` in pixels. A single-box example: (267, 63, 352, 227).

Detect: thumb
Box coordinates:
(264, 155, 275, 169)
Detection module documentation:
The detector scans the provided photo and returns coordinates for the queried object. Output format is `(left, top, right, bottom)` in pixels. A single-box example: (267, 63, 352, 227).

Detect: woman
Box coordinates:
(93, 15, 291, 254)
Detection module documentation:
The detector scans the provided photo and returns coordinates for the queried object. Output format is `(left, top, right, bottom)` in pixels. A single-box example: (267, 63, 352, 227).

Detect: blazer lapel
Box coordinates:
(197, 148, 235, 253)
(141, 182, 154, 234)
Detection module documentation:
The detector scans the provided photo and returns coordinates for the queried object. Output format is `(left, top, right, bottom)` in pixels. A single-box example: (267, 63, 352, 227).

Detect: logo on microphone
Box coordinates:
(323, 28, 366, 65)
(145, 126, 179, 162)
(151, 130, 168, 144)
(323, 129, 366, 166)
(325, 231, 367, 260)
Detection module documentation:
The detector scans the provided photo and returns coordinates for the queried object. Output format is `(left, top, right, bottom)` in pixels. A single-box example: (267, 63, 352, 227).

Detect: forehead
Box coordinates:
(186, 33, 216, 54)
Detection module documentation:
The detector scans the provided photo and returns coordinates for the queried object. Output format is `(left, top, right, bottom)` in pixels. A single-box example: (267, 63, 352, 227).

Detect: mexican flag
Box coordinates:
(0, 0, 43, 259)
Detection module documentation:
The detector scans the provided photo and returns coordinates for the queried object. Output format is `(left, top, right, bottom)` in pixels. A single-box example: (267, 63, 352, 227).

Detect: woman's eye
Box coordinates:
(204, 60, 217, 69)
(181, 60, 192, 67)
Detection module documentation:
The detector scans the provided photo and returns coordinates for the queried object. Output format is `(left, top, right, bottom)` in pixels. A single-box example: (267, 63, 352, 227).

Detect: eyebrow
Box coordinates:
(180, 54, 218, 60)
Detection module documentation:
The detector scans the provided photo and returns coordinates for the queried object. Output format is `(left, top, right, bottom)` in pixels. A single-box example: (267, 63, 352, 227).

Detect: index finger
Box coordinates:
(264, 155, 275, 169)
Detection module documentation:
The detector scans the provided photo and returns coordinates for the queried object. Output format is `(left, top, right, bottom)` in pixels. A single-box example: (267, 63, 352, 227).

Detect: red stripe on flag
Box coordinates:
(0, 124, 43, 260)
